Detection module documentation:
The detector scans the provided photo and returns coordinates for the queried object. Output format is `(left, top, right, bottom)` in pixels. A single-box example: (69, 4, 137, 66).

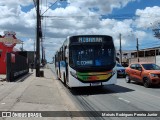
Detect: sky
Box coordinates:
(0, 0, 160, 62)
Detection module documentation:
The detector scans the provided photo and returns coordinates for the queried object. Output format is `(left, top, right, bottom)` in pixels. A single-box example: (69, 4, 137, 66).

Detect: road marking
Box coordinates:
(1, 103, 5, 105)
(118, 97, 130, 103)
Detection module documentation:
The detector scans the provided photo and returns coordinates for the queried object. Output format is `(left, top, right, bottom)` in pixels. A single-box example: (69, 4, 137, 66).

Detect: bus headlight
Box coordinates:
(70, 71, 77, 78)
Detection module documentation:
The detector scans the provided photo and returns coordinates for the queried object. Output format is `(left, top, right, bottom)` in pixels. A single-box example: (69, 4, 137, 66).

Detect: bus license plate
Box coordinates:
(91, 82, 101, 86)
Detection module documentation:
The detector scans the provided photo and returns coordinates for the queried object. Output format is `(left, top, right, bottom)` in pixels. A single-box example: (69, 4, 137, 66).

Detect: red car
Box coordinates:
(125, 62, 160, 88)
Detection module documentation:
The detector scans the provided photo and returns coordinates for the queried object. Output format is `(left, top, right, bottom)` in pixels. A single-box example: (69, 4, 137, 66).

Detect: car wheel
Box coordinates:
(125, 74, 131, 83)
(143, 77, 150, 88)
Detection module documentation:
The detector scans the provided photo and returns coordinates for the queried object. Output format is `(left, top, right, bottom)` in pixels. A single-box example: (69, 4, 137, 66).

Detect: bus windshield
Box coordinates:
(69, 45, 115, 69)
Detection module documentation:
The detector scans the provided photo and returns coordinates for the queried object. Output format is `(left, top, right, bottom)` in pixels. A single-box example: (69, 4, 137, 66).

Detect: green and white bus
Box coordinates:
(55, 35, 117, 88)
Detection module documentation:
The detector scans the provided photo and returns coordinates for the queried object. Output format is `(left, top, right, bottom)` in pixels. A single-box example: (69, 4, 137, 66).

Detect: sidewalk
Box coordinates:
(0, 68, 84, 120)
(0, 74, 6, 81)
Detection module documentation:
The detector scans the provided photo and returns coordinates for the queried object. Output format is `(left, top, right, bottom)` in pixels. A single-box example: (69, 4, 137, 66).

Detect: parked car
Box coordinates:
(125, 62, 160, 88)
(117, 63, 126, 78)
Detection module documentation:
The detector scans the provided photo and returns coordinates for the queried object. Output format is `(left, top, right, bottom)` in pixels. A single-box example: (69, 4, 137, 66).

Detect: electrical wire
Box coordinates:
(41, 0, 58, 16)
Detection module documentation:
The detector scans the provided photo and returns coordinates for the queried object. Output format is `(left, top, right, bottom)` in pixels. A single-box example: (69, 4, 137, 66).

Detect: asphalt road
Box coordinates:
(48, 64, 160, 120)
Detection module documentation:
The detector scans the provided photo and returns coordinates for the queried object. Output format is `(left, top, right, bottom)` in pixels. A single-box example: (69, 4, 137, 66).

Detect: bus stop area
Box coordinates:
(0, 68, 83, 120)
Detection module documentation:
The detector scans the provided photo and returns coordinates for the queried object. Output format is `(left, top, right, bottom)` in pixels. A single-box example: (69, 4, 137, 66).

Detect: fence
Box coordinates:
(6, 52, 29, 82)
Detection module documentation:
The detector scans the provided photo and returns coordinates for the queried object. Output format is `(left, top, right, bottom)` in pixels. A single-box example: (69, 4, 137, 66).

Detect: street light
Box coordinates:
(41, 0, 66, 16)
(119, 33, 122, 64)
(35, 0, 40, 77)
(35, 0, 66, 77)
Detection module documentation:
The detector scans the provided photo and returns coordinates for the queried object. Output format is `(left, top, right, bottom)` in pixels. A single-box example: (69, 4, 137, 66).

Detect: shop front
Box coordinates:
(0, 31, 21, 74)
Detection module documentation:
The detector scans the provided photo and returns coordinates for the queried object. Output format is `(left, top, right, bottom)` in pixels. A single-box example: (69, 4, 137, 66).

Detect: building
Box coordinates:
(117, 47, 160, 66)
(18, 51, 35, 68)
(0, 31, 21, 74)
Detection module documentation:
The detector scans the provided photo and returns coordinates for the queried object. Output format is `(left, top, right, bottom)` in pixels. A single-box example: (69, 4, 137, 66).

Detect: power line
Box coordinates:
(41, 0, 58, 16)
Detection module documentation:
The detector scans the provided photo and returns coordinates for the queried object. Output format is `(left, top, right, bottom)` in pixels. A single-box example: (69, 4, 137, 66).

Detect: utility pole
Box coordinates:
(119, 33, 122, 64)
(34, 39, 36, 69)
(39, 15, 43, 66)
(136, 38, 139, 62)
(36, 0, 40, 77)
(21, 41, 24, 51)
(44, 48, 46, 63)
(41, 42, 44, 64)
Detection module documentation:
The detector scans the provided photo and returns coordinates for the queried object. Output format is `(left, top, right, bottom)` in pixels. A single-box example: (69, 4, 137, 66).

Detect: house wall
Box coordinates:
(0, 43, 15, 74)
(129, 56, 155, 64)
(156, 55, 160, 66)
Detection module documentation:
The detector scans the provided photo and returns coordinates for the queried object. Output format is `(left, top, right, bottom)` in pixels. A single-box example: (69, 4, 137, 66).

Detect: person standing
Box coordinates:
(31, 62, 34, 72)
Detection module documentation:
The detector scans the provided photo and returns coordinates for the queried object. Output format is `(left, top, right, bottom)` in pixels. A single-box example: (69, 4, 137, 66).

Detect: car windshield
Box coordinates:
(141, 64, 160, 70)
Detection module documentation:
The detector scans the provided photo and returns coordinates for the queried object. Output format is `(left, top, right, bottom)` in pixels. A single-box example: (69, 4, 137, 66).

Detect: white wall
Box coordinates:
(156, 55, 160, 66)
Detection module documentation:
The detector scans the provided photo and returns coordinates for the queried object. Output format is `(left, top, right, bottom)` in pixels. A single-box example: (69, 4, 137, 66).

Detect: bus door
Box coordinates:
(64, 47, 69, 82)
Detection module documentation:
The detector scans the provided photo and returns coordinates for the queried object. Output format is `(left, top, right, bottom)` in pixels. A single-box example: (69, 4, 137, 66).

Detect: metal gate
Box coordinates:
(6, 52, 29, 82)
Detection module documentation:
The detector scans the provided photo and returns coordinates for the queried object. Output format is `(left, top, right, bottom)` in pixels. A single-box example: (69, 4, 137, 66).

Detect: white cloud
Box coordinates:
(0, 0, 33, 7)
(135, 6, 160, 29)
(15, 38, 35, 51)
(68, 0, 135, 14)
(0, 0, 158, 61)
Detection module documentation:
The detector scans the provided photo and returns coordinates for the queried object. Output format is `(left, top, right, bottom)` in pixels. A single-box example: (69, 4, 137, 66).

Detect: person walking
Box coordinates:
(31, 62, 34, 72)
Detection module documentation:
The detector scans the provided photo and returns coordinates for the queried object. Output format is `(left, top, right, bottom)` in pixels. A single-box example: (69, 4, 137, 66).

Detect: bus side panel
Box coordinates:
(59, 61, 66, 83)
(55, 62, 60, 79)
(101, 67, 117, 85)
(67, 67, 89, 87)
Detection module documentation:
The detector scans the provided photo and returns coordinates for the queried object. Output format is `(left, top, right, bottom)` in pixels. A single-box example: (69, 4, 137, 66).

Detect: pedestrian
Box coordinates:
(31, 62, 34, 72)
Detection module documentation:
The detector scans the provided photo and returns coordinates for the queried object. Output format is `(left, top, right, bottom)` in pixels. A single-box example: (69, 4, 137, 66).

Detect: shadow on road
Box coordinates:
(69, 84, 135, 96)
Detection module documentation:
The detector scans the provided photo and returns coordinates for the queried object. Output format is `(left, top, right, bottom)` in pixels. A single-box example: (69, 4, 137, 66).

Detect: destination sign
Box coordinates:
(78, 37, 103, 43)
